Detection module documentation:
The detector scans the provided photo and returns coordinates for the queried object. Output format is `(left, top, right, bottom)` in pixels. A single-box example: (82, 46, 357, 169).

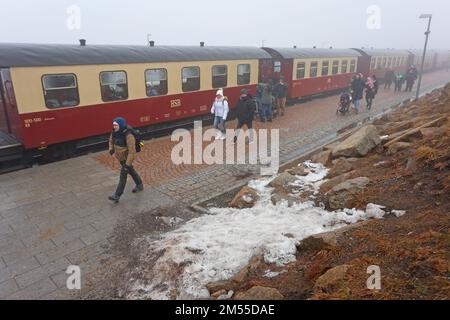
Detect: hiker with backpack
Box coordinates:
(233, 89, 256, 144)
(108, 117, 144, 203)
(211, 89, 229, 140)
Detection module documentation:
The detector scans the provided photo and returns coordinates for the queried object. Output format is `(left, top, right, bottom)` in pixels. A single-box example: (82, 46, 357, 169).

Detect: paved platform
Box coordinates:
(1, 70, 449, 299)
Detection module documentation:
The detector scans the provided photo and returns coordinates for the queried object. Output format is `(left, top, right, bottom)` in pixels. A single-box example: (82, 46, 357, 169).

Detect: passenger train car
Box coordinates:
(0, 42, 448, 166)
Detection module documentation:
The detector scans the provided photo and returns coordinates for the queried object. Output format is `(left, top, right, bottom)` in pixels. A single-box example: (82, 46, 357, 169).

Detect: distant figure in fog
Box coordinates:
(405, 66, 418, 92)
(372, 75, 379, 95)
(108, 117, 143, 203)
(384, 69, 395, 89)
(394, 72, 405, 92)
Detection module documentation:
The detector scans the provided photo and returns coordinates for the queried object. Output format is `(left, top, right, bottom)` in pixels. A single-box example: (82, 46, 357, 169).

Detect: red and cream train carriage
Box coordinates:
(0, 43, 271, 154)
(260, 48, 362, 99)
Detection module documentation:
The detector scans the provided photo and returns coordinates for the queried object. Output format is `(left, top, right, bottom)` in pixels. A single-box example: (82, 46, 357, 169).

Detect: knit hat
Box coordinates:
(113, 117, 126, 130)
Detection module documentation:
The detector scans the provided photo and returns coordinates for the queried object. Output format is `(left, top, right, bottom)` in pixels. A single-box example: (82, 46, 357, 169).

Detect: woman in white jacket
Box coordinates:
(211, 89, 229, 140)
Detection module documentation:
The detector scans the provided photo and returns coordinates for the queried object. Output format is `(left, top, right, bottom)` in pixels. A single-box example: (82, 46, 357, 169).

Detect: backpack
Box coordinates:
(126, 126, 144, 153)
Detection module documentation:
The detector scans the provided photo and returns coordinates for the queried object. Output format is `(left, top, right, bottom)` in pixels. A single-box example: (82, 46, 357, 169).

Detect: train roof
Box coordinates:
(353, 48, 411, 56)
(263, 47, 361, 59)
(0, 43, 272, 68)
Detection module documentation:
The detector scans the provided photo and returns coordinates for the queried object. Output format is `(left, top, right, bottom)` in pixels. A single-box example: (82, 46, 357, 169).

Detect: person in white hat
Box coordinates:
(211, 89, 229, 139)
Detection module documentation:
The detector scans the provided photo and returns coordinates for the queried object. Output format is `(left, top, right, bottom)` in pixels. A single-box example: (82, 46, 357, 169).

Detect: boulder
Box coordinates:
(386, 142, 413, 156)
(271, 193, 298, 207)
(234, 286, 284, 300)
(207, 280, 233, 294)
(332, 125, 381, 158)
(268, 172, 297, 189)
(327, 158, 354, 178)
(314, 265, 352, 293)
(325, 177, 370, 210)
(320, 171, 354, 193)
(383, 121, 414, 135)
(311, 150, 332, 166)
(229, 186, 259, 209)
(296, 235, 334, 252)
(285, 164, 308, 176)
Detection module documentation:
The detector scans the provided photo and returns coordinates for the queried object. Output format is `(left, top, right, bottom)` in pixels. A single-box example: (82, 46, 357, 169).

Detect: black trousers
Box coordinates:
(405, 81, 414, 92)
(115, 161, 143, 197)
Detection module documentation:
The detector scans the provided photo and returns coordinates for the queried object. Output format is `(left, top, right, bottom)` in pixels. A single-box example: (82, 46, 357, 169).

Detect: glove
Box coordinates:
(109, 149, 114, 156)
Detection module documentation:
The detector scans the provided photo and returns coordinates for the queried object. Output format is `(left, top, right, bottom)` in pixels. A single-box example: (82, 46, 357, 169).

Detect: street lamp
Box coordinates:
(415, 14, 432, 100)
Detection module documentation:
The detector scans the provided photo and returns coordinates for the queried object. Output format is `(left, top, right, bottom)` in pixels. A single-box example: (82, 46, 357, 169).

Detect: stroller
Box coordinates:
(336, 92, 352, 116)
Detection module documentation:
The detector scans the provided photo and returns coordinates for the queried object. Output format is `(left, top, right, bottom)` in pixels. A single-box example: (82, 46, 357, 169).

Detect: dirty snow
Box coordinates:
(126, 162, 406, 300)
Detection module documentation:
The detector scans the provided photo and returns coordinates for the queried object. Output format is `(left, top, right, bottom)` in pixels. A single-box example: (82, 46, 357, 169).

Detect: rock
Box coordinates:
(234, 286, 284, 300)
(420, 126, 447, 139)
(229, 186, 259, 209)
(314, 265, 352, 293)
(286, 164, 308, 176)
(323, 141, 341, 151)
(332, 125, 381, 158)
(231, 255, 263, 284)
(311, 150, 332, 166)
(386, 142, 412, 156)
(325, 177, 370, 210)
(406, 157, 418, 171)
(211, 289, 228, 299)
(268, 172, 297, 189)
(327, 158, 354, 178)
(296, 235, 334, 252)
(207, 280, 232, 294)
(271, 193, 298, 207)
(320, 171, 354, 193)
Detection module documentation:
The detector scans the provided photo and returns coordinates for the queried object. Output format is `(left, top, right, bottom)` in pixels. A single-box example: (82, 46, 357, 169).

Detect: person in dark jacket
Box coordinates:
(273, 78, 288, 117)
(108, 117, 143, 203)
(233, 89, 255, 144)
(405, 66, 418, 92)
(350, 73, 365, 113)
(259, 79, 273, 122)
(384, 69, 395, 89)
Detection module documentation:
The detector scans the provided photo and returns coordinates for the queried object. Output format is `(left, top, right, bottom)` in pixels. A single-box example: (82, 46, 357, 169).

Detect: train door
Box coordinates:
(0, 69, 22, 142)
(0, 71, 11, 134)
(258, 59, 273, 83)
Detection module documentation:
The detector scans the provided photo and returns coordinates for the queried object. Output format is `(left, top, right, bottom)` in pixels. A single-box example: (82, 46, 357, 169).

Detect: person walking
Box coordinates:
(384, 69, 395, 89)
(108, 117, 143, 203)
(394, 72, 405, 92)
(273, 77, 288, 117)
(211, 89, 229, 140)
(233, 89, 255, 144)
(365, 77, 376, 110)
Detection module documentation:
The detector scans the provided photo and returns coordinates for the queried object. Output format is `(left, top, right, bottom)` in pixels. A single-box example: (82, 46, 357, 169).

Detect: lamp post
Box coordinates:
(415, 14, 432, 100)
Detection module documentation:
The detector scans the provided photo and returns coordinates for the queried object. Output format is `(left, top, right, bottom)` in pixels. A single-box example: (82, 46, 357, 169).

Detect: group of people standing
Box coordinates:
(255, 78, 289, 122)
(384, 66, 418, 92)
(349, 73, 379, 112)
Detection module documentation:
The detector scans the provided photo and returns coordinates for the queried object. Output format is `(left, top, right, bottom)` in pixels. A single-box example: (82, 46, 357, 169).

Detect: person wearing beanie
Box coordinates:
(211, 89, 229, 140)
(233, 89, 255, 144)
(108, 117, 143, 203)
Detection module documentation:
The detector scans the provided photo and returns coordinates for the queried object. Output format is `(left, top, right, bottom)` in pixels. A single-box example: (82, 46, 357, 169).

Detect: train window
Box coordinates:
(341, 60, 348, 73)
(310, 62, 318, 78)
(237, 64, 251, 85)
(273, 61, 281, 73)
(182, 67, 200, 92)
(321, 61, 329, 76)
(350, 60, 356, 73)
(332, 61, 339, 75)
(42, 74, 79, 109)
(145, 68, 168, 97)
(100, 71, 128, 102)
(296, 62, 306, 79)
(212, 65, 228, 88)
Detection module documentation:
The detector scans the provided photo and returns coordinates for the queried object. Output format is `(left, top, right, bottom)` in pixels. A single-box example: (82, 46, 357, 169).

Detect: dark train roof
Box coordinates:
(0, 43, 272, 67)
(353, 48, 411, 56)
(263, 47, 361, 59)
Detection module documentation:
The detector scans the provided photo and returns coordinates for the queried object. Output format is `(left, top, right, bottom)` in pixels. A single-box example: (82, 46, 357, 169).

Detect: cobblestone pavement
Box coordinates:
(0, 70, 449, 299)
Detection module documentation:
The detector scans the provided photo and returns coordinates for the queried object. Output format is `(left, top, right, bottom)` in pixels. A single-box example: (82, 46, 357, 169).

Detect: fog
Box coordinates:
(0, 0, 449, 50)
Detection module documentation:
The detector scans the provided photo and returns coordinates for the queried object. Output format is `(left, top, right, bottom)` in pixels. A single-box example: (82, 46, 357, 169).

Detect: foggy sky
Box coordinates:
(0, 0, 449, 50)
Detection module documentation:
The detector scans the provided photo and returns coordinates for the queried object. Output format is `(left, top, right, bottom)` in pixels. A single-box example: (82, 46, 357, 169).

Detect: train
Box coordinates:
(0, 41, 449, 168)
